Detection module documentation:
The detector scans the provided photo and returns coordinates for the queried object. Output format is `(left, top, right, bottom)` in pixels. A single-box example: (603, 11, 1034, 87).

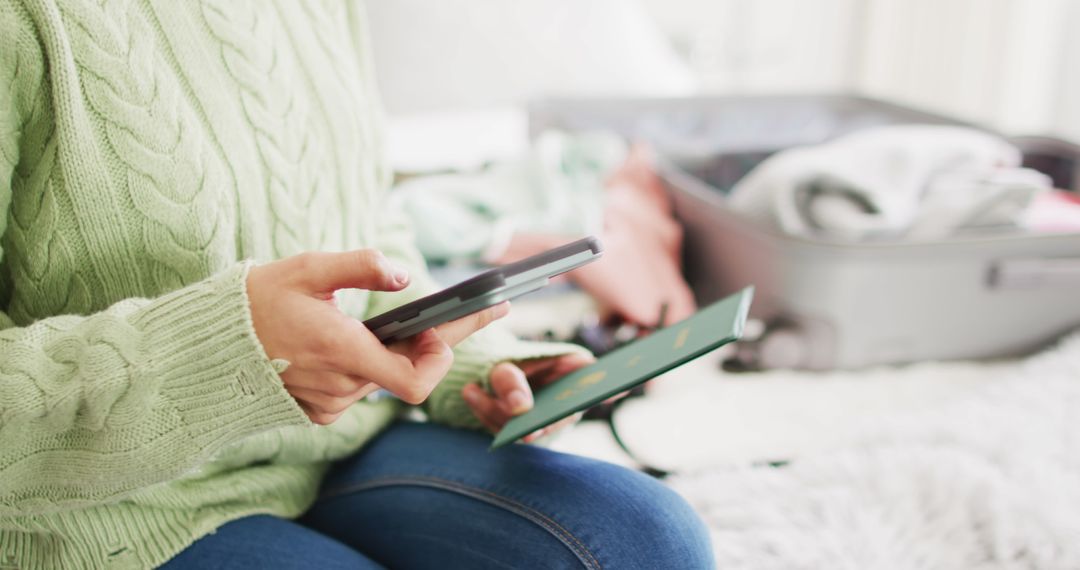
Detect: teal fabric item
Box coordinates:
(392, 131, 627, 262)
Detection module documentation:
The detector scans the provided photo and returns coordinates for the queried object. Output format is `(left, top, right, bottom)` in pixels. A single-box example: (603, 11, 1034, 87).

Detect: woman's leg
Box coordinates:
(160, 514, 384, 569)
(300, 421, 714, 569)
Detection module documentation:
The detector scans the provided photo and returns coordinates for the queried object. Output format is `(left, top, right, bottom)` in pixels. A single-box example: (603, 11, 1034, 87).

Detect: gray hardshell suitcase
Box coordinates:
(529, 95, 1080, 370)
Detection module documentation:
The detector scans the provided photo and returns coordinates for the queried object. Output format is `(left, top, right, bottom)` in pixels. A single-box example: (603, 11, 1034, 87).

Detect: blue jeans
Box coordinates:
(163, 421, 714, 569)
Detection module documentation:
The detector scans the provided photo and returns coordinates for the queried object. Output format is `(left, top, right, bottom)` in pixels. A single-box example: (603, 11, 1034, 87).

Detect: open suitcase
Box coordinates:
(529, 95, 1080, 370)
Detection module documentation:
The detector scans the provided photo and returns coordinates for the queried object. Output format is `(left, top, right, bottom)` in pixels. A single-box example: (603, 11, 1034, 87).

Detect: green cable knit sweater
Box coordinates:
(0, 1, 582, 567)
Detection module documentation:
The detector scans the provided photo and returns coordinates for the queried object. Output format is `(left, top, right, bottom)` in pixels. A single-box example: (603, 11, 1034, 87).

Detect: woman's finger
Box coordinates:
(350, 329, 453, 404)
(355, 383, 383, 400)
(431, 301, 510, 347)
(522, 412, 582, 443)
(489, 362, 533, 415)
(516, 353, 596, 386)
(515, 357, 558, 378)
(543, 353, 597, 386)
(462, 383, 508, 433)
(548, 413, 583, 434)
(396, 328, 455, 402)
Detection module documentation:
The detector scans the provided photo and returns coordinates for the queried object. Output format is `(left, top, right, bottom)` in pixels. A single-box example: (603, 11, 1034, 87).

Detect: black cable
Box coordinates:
(582, 388, 671, 479)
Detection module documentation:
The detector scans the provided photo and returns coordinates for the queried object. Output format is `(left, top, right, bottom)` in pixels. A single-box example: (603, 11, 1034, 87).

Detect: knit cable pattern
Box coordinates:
(1, 0, 90, 325)
(201, 0, 331, 258)
(57, 0, 230, 295)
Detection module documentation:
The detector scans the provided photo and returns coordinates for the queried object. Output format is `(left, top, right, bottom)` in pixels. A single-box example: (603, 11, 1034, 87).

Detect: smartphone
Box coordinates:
(364, 236, 603, 343)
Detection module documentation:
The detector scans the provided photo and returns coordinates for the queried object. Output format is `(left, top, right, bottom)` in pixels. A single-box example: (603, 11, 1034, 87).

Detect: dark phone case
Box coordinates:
(363, 236, 603, 342)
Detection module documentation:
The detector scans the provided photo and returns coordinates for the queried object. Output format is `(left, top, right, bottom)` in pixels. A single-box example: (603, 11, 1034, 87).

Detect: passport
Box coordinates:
(492, 286, 754, 449)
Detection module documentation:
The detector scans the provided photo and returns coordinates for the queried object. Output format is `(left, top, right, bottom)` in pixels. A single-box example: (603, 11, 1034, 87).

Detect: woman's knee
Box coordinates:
(547, 457, 715, 569)
(313, 424, 714, 568)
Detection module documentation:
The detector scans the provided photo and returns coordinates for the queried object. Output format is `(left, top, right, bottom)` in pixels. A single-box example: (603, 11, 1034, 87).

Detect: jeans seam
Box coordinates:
(318, 476, 603, 570)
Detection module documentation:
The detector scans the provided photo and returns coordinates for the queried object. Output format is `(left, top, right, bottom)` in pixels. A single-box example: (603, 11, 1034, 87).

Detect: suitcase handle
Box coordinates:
(990, 257, 1080, 289)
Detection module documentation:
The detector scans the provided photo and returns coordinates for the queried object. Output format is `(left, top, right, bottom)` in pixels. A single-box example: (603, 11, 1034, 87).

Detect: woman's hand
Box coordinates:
(462, 352, 596, 442)
(247, 250, 508, 425)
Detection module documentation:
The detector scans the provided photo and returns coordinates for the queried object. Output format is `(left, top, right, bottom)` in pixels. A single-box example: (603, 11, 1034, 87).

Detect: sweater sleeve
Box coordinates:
(0, 263, 311, 516)
(0, 13, 309, 515)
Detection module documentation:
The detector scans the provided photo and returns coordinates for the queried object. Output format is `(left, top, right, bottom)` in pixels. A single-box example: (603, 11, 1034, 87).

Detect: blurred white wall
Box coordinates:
(639, 0, 862, 94)
(365, 0, 696, 115)
(856, 0, 1072, 137)
(365, 0, 1078, 142)
(640, 0, 1080, 140)
(1057, 1, 1080, 141)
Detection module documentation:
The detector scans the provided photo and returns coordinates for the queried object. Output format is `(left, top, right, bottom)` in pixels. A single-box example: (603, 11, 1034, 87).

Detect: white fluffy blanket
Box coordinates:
(668, 332, 1080, 570)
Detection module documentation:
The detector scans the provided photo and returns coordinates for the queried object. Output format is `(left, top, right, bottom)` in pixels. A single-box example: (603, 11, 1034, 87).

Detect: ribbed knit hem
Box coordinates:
(0, 263, 310, 519)
(0, 463, 325, 569)
(0, 264, 313, 569)
(423, 325, 592, 429)
(133, 262, 311, 449)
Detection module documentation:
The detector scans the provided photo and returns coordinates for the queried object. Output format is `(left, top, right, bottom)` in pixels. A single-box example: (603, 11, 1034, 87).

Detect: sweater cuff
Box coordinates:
(423, 324, 592, 429)
(132, 262, 310, 451)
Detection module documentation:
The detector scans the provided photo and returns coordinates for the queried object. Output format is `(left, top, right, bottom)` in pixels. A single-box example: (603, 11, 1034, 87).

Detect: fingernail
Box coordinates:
(392, 265, 409, 285)
(492, 302, 510, 319)
(507, 390, 530, 414)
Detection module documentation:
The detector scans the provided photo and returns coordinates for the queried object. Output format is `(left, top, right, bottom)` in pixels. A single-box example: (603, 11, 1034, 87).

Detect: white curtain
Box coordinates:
(856, 0, 1075, 138)
(641, 0, 1080, 139)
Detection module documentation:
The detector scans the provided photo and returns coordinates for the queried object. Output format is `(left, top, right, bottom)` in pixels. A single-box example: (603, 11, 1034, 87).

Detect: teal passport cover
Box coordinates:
(492, 286, 754, 449)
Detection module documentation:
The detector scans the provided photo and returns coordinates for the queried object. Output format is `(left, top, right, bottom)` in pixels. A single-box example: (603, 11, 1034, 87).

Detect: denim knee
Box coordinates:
(563, 460, 715, 569)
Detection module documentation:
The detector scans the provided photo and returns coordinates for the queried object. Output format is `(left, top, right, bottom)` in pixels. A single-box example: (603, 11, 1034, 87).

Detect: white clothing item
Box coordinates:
(727, 126, 1051, 241)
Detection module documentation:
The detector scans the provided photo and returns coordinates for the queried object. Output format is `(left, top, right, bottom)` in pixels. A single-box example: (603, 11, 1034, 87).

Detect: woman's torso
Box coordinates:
(3, 0, 385, 325)
(1, 2, 397, 566)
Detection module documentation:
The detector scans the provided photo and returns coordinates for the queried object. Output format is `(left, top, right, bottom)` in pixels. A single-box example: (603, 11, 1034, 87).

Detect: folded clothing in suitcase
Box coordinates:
(529, 95, 1080, 369)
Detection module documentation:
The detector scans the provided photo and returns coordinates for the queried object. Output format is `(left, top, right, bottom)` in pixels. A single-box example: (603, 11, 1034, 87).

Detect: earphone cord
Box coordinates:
(600, 395, 671, 479)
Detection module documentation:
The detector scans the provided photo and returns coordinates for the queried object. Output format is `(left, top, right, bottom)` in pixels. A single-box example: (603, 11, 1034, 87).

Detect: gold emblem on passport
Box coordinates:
(577, 370, 607, 387)
(673, 328, 691, 349)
